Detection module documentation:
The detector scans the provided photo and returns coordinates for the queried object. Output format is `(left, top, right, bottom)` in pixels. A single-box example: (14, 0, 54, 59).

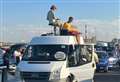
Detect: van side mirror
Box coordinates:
(68, 53, 78, 67)
(82, 58, 87, 62)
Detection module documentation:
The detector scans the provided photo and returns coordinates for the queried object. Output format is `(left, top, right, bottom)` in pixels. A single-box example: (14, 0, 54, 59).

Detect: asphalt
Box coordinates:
(0, 67, 119, 82)
(94, 67, 120, 82)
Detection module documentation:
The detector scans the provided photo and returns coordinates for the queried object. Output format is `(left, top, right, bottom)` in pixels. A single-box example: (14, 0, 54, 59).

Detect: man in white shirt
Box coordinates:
(14, 48, 22, 65)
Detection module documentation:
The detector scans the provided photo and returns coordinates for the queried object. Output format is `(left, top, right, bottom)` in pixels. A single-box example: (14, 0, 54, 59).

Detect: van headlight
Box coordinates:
(54, 51, 66, 61)
(50, 69, 61, 80)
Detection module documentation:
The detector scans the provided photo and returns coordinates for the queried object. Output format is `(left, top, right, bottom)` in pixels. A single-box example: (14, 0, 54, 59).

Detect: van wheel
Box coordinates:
(66, 76, 72, 82)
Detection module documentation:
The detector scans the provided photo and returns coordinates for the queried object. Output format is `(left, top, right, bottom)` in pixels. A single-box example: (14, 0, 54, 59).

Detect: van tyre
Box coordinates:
(66, 74, 75, 82)
(66, 76, 72, 82)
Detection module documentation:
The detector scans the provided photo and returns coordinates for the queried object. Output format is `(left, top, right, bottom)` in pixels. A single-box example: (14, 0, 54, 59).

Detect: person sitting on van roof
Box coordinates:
(63, 16, 80, 44)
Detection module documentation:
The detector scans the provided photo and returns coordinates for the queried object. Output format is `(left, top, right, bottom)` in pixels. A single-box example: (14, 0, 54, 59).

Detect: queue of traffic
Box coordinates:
(95, 42, 120, 72)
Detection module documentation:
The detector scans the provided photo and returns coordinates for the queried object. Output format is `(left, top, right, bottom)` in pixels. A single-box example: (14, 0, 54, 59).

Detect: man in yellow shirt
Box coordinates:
(63, 17, 80, 44)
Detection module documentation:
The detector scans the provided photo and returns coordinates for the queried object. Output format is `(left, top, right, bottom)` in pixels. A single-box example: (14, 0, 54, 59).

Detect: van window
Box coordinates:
(80, 45, 92, 63)
(68, 45, 92, 67)
(22, 45, 68, 61)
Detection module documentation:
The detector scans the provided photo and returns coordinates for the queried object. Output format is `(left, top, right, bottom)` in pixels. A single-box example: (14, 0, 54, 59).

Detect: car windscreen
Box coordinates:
(96, 52, 108, 59)
(22, 45, 68, 61)
(9, 44, 26, 54)
(107, 52, 113, 57)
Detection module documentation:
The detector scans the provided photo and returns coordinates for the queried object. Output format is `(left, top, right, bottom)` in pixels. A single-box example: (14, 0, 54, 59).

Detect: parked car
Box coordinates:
(96, 51, 109, 72)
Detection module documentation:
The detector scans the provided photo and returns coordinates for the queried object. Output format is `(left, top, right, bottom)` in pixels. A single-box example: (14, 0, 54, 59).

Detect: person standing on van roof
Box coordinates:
(47, 5, 62, 35)
(63, 17, 80, 44)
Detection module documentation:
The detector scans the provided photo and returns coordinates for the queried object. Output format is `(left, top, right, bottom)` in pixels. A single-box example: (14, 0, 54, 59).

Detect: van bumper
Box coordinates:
(50, 79, 67, 82)
(23, 79, 67, 82)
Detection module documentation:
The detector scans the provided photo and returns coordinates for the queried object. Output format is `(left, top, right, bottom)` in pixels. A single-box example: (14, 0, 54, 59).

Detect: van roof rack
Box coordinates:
(41, 32, 54, 36)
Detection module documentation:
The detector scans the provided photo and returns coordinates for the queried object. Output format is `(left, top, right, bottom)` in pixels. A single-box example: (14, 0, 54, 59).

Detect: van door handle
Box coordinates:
(92, 63, 95, 68)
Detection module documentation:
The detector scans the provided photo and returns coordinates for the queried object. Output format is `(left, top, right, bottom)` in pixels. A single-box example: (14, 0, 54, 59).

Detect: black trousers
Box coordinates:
(16, 56, 20, 65)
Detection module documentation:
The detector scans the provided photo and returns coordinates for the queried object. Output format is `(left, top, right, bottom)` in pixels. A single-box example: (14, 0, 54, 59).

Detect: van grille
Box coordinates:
(20, 72, 50, 80)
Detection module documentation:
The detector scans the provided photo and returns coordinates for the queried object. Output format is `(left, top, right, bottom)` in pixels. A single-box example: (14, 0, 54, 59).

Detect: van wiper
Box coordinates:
(28, 61, 50, 64)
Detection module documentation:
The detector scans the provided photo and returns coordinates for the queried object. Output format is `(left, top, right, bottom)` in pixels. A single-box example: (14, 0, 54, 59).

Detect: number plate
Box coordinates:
(100, 67, 104, 69)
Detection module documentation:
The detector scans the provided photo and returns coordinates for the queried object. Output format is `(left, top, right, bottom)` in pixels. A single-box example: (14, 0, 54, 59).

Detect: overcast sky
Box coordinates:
(0, 0, 120, 42)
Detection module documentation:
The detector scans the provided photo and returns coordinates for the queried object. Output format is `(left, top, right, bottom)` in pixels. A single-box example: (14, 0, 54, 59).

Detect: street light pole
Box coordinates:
(85, 24, 87, 42)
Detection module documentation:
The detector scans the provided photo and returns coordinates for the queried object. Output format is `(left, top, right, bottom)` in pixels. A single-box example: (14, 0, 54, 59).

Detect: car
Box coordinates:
(96, 51, 109, 72)
(108, 56, 119, 69)
(4, 43, 27, 73)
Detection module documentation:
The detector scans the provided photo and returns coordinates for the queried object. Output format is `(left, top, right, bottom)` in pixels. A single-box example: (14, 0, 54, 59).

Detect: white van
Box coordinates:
(18, 36, 96, 82)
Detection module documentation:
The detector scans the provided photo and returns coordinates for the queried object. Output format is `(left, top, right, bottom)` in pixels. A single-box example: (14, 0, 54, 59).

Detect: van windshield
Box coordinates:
(22, 45, 68, 61)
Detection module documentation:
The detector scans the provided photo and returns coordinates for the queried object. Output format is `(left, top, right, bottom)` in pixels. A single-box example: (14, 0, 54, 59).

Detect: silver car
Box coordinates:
(108, 56, 119, 69)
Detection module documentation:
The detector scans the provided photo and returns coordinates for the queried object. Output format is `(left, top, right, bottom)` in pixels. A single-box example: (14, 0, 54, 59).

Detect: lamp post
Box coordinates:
(84, 24, 88, 42)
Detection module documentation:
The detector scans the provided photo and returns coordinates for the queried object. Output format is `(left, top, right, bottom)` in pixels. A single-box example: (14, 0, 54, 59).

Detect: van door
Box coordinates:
(68, 45, 96, 82)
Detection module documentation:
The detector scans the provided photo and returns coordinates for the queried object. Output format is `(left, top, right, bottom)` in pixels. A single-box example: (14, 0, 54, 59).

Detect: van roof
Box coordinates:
(29, 36, 78, 45)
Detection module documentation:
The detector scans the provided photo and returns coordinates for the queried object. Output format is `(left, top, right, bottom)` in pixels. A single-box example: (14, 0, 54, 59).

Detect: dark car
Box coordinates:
(96, 51, 109, 72)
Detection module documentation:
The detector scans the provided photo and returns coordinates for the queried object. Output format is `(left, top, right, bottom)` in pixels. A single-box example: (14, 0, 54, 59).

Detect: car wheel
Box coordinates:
(104, 67, 108, 72)
(119, 61, 120, 68)
(104, 70, 108, 72)
(116, 62, 120, 67)
(96, 70, 99, 72)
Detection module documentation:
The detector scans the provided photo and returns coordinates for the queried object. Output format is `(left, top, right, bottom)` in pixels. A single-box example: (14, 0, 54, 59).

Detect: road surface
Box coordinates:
(0, 67, 119, 82)
(94, 67, 120, 82)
